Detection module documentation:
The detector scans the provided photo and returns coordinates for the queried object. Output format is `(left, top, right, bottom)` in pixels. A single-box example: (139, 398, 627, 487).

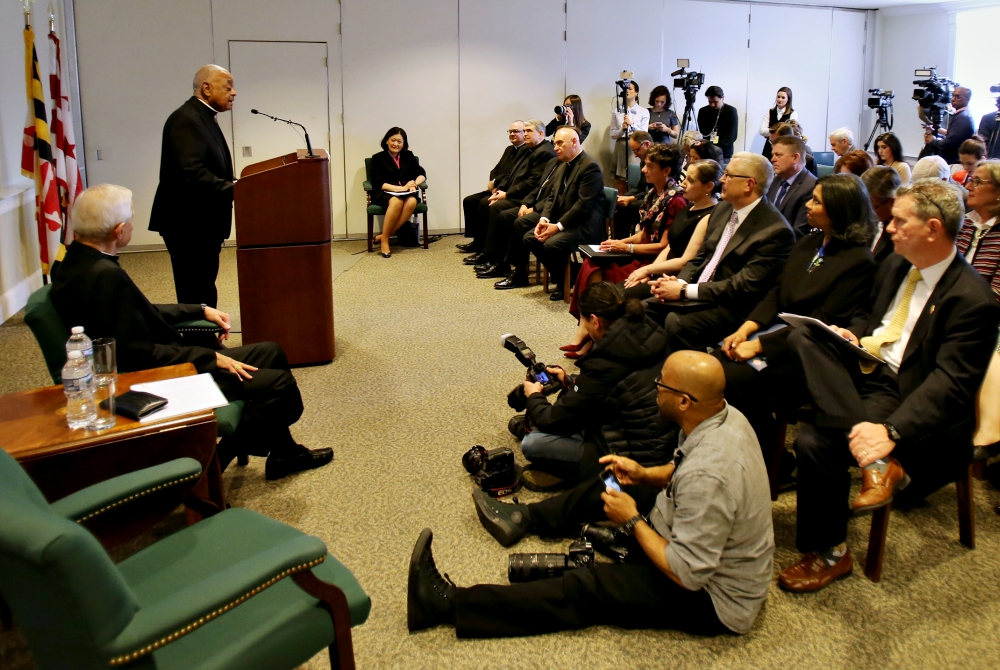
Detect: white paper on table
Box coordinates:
(778, 313, 885, 364)
(130, 373, 228, 423)
(385, 189, 418, 197)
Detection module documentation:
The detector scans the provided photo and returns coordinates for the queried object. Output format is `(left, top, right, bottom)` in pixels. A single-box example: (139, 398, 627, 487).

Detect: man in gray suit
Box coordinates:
(767, 136, 817, 238)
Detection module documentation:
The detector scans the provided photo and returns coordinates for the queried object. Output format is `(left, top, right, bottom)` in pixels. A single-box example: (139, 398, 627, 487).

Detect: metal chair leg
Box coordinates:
(367, 214, 374, 253)
(422, 211, 429, 249)
(957, 465, 976, 549)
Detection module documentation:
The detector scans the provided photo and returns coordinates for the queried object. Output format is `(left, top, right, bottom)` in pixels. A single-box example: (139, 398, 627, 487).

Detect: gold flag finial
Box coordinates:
(48, 1, 54, 32)
(21, 0, 36, 25)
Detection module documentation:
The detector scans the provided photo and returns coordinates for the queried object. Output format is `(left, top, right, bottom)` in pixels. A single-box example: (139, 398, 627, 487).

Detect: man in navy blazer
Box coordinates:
(778, 179, 1000, 593)
(921, 87, 975, 165)
(766, 136, 816, 238)
(149, 65, 237, 308)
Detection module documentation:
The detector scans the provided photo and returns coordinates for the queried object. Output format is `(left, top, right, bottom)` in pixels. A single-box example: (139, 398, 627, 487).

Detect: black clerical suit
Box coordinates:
(462, 143, 523, 238)
(149, 97, 235, 308)
(514, 152, 605, 289)
(766, 168, 816, 239)
(715, 232, 875, 452)
(502, 159, 561, 274)
(696, 104, 739, 160)
(786, 251, 1000, 553)
(51, 241, 306, 464)
(477, 141, 557, 261)
(658, 198, 794, 351)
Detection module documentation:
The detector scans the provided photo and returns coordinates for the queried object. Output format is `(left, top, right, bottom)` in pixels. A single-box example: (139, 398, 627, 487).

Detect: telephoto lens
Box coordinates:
(508, 553, 571, 583)
(554, 105, 566, 116)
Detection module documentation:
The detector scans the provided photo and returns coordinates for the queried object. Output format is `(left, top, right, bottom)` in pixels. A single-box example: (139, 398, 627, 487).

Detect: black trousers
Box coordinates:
(786, 325, 971, 552)
(505, 212, 542, 272)
(662, 304, 744, 352)
(613, 205, 640, 240)
(212, 342, 304, 467)
(454, 476, 726, 638)
(524, 227, 587, 291)
(463, 191, 490, 237)
(162, 234, 223, 308)
(482, 199, 521, 263)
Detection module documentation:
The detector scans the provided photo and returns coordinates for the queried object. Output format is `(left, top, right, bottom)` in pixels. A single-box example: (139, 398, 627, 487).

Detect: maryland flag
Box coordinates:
(48, 28, 83, 254)
(21, 25, 62, 277)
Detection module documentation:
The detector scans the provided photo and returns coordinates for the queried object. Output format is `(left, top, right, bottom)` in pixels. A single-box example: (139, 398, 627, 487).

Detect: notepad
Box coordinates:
(385, 189, 418, 197)
(130, 373, 229, 423)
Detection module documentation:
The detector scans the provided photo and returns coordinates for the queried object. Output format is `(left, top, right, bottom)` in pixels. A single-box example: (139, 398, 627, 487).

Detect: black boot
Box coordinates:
(407, 528, 457, 633)
(472, 488, 530, 546)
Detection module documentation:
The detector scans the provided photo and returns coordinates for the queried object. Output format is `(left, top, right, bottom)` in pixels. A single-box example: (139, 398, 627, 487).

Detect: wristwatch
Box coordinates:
(623, 514, 647, 536)
(200, 303, 208, 316)
(882, 422, 901, 442)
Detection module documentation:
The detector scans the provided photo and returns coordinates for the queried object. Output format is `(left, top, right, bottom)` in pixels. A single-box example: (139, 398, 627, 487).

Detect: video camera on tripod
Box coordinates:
(669, 59, 704, 143)
(863, 88, 894, 150)
(912, 67, 956, 133)
(502, 334, 564, 412)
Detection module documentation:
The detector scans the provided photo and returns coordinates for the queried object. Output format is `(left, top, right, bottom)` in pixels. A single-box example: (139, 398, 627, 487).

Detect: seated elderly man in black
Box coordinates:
(50, 184, 332, 481)
(777, 179, 1000, 592)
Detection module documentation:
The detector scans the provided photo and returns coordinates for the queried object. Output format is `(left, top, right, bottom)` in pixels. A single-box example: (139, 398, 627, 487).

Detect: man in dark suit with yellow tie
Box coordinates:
(778, 179, 1000, 592)
(149, 65, 237, 308)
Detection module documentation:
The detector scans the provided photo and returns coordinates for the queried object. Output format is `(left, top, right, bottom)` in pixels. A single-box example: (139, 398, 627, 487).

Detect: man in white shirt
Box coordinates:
(778, 179, 1000, 593)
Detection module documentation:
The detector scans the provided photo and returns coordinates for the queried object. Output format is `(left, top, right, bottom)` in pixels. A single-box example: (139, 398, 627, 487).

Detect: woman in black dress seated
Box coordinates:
(370, 127, 426, 258)
(714, 173, 877, 463)
(619, 159, 722, 302)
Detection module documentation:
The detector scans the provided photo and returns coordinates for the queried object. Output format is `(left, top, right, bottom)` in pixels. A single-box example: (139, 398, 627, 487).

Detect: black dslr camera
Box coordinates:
(672, 59, 705, 105)
(912, 67, 956, 132)
(462, 445, 521, 497)
(502, 334, 564, 412)
(508, 538, 595, 582)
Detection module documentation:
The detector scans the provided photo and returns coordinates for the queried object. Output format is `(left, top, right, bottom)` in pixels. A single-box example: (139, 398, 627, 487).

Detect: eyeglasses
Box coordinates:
(654, 377, 699, 402)
(968, 176, 994, 188)
(508, 129, 524, 134)
(721, 171, 753, 180)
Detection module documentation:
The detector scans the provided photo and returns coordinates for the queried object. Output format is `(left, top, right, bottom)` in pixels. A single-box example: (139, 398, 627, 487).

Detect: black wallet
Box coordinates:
(101, 390, 168, 420)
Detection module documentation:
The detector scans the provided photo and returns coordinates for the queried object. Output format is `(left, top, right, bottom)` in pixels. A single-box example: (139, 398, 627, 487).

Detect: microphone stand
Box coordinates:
(251, 109, 317, 157)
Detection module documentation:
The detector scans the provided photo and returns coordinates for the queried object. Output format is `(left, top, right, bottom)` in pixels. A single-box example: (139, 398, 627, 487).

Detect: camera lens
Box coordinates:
(554, 105, 566, 116)
(462, 446, 487, 475)
(508, 553, 570, 583)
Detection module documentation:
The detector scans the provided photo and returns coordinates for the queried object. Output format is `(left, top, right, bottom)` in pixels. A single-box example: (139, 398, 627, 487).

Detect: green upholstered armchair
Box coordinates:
(23, 284, 245, 442)
(363, 156, 429, 252)
(0, 449, 370, 669)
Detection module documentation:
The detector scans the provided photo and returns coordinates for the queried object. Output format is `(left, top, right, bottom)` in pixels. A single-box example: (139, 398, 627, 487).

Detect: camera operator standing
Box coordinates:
(978, 85, 1000, 160)
(923, 86, 975, 164)
(697, 86, 739, 163)
(611, 79, 650, 193)
(407, 351, 774, 639)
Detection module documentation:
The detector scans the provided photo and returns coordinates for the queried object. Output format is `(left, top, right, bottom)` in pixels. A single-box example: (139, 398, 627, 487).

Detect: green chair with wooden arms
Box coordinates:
(364, 157, 429, 252)
(0, 448, 370, 669)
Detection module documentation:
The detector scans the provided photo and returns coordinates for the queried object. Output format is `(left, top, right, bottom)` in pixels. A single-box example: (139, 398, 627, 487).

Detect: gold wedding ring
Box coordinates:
(234, 364, 243, 370)
(862, 450, 868, 457)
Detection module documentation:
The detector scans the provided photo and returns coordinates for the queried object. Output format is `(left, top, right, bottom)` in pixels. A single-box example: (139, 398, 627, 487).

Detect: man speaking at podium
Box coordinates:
(150, 64, 237, 308)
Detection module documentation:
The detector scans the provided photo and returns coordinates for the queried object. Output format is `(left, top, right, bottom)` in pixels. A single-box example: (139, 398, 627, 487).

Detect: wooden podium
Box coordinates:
(234, 149, 334, 365)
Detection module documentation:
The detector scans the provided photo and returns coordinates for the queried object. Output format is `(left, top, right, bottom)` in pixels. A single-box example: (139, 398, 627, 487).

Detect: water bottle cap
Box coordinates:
(68, 350, 83, 359)
(71, 326, 84, 334)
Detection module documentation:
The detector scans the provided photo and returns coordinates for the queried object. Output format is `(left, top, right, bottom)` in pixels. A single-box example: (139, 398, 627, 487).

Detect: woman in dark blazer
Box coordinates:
(370, 127, 426, 257)
(714, 173, 878, 460)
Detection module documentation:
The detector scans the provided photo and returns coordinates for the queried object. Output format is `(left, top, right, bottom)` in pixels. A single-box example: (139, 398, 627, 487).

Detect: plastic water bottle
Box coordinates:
(66, 326, 94, 367)
(62, 350, 97, 429)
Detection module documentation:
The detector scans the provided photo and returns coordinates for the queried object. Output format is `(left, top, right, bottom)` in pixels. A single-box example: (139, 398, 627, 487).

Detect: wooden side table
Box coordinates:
(0, 363, 224, 547)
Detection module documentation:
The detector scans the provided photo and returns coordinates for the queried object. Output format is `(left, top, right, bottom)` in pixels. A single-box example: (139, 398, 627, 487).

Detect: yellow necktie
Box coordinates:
(859, 267, 922, 374)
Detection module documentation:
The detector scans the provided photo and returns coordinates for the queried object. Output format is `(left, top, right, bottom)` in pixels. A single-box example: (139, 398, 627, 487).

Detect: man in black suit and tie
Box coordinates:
(493, 157, 560, 290)
(499, 126, 605, 301)
(149, 65, 237, 309)
(53, 185, 334, 481)
(861, 166, 900, 270)
(457, 121, 525, 255)
(474, 120, 557, 278)
(647, 152, 795, 351)
(778, 179, 1000, 592)
(767, 136, 817, 238)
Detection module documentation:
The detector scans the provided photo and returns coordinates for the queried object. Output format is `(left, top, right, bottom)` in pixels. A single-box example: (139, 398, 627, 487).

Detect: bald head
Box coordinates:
(193, 64, 237, 112)
(953, 86, 971, 108)
(657, 351, 726, 429)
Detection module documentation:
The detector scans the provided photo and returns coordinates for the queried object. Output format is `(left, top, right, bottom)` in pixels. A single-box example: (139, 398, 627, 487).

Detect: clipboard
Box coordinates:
(578, 244, 634, 260)
(778, 313, 885, 364)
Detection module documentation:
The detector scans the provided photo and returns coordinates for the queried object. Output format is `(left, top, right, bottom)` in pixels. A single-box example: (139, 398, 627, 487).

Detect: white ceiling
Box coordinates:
(728, 0, 992, 13)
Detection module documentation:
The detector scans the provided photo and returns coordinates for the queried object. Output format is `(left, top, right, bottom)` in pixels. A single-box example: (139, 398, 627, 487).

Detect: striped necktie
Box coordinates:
(697, 210, 739, 284)
(858, 267, 922, 374)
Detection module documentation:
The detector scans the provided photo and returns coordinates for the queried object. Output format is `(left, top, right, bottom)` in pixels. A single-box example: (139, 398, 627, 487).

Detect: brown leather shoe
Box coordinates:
(778, 550, 853, 593)
(851, 458, 911, 514)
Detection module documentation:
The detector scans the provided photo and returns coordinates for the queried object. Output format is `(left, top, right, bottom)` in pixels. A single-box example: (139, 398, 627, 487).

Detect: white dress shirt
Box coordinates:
(870, 221, 884, 252)
(872, 249, 956, 373)
(758, 107, 798, 137)
(684, 197, 763, 300)
(611, 102, 650, 140)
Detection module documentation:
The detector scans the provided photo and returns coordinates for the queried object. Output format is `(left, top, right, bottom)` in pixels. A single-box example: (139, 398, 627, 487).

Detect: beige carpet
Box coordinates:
(3, 239, 1000, 669)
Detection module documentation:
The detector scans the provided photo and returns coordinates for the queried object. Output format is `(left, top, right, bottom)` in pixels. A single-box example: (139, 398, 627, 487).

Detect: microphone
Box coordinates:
(250, 109, 316, 157)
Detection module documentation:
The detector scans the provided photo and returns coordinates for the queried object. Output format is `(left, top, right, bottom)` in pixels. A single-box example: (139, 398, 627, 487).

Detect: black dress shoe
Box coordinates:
(473, 262, 491, 272)
(495, 274, 529, 289)
(462, 253, 486, 265)
(264, 446, 334, 481)
(549, 289, 565, 301)
(456, 241, 476, 252)
(477, 263, 510, 279)
(407, 528, 456, 633)
(472, 489, 530, 546)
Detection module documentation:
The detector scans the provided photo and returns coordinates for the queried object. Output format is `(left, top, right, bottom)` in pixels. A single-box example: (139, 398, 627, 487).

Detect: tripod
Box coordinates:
(677, 89, 697, 145)
(863, 105, 893, 151)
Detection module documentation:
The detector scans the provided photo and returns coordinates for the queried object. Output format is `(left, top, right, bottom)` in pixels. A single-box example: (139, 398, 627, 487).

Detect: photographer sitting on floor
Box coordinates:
(407, 351, 774, 638)
(515, 282, 672, 488)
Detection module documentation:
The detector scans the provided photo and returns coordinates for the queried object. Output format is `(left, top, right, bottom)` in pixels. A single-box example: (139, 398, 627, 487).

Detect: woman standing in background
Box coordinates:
(760, 87, 797, 160)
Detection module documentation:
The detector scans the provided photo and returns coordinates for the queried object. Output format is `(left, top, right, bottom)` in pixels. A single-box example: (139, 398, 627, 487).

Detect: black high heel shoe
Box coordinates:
(381, 251, 392, 259)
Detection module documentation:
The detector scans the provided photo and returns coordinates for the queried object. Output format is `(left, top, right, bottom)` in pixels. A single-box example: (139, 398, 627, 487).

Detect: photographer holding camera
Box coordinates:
(923, 86, 975, 164)
(516, 282, 672, 484)
(546, 94, 591, 144)
(407, 351, 774, 638)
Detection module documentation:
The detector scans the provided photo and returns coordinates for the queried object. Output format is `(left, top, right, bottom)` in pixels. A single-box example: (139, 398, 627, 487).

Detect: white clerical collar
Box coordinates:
(196, 96, 218, 115)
